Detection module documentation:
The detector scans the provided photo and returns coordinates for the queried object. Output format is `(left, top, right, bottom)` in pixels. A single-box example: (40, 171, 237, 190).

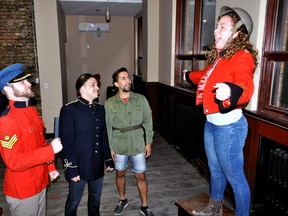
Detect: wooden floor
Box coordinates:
(0, 131, 234, 216)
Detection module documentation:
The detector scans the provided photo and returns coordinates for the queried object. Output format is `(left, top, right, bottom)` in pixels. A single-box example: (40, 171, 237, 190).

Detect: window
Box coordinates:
(259, 0, 288, 122)
(175, 0, 216, 86)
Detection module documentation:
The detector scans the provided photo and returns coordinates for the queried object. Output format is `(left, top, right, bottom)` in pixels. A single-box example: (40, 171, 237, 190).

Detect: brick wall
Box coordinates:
(0, 0, 41, 113)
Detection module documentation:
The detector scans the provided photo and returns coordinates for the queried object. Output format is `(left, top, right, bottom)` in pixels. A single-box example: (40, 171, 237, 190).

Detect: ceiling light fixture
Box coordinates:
(105, 0, 111, 23)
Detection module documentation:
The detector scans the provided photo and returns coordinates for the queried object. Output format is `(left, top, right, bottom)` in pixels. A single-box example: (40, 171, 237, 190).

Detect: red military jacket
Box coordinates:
(0, 100, 55, 199)
(187, 50, 255, 114)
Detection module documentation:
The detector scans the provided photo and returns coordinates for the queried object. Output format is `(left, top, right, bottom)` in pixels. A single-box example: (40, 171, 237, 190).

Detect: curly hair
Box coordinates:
(206, 12, 259, 68)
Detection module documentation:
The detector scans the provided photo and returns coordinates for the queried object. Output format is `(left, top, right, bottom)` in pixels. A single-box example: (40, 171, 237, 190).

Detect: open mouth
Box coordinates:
(214, 36, 221, 45)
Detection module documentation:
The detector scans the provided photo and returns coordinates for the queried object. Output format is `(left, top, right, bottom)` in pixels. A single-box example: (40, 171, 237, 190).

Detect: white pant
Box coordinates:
(6, 188, 46, 216)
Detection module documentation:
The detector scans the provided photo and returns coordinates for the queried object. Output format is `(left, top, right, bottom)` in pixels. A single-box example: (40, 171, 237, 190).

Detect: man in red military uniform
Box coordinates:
(0, 63, 63, 216)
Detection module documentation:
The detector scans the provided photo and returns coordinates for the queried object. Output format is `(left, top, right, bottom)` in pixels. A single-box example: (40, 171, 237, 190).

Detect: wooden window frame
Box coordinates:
(258, 0, 288, 123)
(174, 0, 211, 86)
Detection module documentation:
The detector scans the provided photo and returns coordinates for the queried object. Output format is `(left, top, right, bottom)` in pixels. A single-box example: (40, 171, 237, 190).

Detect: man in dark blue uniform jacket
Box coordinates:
(59, 73, 114, 216)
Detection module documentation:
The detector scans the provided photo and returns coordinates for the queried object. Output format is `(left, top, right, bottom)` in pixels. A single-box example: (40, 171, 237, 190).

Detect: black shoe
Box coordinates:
(139, 206, 154, 216)
(114, 199, 128, 215)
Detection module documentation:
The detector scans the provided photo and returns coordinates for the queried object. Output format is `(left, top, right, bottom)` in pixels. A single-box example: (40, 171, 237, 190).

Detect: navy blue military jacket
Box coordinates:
(59, 97, 113, 181)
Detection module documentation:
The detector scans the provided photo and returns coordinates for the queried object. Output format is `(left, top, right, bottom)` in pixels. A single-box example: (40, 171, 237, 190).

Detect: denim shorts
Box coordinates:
(115, 153, 146, 173)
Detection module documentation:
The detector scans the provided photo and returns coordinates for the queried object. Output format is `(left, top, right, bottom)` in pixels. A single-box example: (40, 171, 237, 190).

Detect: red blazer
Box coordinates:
(0, 100, 55, 199)
(187, 50, 255, 114)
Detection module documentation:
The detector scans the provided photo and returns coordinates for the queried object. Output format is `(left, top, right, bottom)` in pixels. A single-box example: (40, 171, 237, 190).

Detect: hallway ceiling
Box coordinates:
(59, 0, 142, 16)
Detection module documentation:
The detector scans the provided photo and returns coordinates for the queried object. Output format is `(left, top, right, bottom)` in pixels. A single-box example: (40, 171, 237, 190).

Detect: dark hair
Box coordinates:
(112, 67, 128, 83)
(75, 73, 93, 96)
(93, 73, 101, 88)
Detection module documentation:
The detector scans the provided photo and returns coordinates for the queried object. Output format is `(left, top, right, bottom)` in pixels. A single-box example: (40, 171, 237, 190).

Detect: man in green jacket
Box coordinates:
(105, 67, 154, 216)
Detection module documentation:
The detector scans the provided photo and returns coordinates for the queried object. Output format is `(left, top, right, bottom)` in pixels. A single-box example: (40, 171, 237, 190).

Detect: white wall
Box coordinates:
(142, 0, 160, 82)
(65, 16, 134, 104)
(158, 0, 176, 85)
(34, 0, 64, 133)
(34, 1, 134, 132)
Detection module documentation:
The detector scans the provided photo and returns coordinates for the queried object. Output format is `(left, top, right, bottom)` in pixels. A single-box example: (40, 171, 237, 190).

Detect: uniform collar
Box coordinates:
(78, 97, 95, 105)
(10, 100, 31, 108)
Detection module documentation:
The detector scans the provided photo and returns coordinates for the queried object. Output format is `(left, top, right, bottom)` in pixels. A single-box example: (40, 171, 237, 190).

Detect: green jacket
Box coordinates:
(105, 92, 153, 155)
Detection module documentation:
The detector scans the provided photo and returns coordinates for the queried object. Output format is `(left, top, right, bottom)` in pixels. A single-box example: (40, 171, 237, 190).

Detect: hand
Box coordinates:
(144, 144, 152, 158)
(111, 151, 116, 161)
(183, 70, 188, 81)
(213, 83, 231, 101)
(51, 138, 63, 154)
(106, 166, 114, 172)
(49, 170, 60, 182)
(71, 175, 80, 182)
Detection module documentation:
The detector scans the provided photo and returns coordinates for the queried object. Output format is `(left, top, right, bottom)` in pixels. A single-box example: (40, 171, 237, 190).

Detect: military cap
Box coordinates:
(0, 63, 32, 90)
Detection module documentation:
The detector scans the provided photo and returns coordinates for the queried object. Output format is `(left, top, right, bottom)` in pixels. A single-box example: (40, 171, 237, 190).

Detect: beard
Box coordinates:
(13, 88, 35, 98)
(122, 84, 131, 92)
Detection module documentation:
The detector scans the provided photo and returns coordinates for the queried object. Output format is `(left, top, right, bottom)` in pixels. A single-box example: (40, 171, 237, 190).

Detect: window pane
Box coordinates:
(183, 0, 195, 54)
(201, 0, 216, 53)
(274, 1, 288, 51)
(271, 61, 288, 109)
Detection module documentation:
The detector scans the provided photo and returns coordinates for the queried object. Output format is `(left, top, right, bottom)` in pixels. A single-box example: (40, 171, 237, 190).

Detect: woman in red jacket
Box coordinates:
(184, 6, 258, 216)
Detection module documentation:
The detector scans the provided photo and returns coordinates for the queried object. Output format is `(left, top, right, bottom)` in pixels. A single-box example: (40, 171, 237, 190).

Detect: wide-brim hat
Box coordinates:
(0, 63, 32, 90)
